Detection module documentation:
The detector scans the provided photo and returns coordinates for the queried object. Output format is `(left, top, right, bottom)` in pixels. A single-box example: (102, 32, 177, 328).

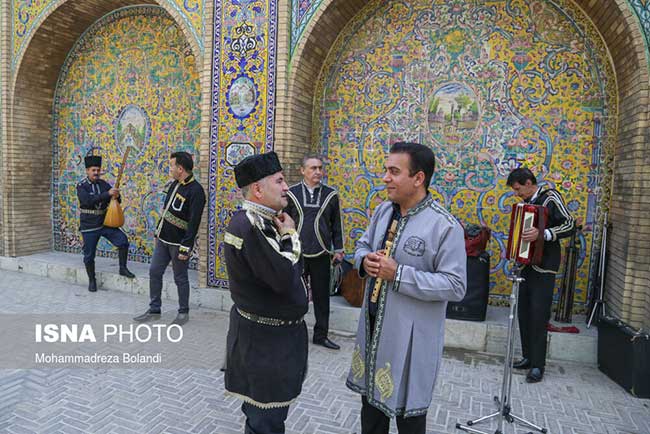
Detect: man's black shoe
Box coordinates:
(526, 367, 544, 383)
(513, 358, 531, 370)
(133, 310, 161, 322)
(171, 313, 189, 326)
(313, 337, 340, 350)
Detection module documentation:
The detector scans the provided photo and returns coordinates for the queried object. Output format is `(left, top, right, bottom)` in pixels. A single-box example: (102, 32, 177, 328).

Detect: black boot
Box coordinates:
(85, 263, 97, 292)
(118, 248, 135, 278)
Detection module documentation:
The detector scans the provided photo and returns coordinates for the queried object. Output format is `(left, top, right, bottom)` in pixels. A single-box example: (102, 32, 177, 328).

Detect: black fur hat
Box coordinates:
(234, 151, 282, 188)
(84, 155, 102, 168)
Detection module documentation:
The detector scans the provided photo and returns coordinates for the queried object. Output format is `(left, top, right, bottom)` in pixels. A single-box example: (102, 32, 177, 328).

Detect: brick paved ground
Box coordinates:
(0, 270, 648, 434)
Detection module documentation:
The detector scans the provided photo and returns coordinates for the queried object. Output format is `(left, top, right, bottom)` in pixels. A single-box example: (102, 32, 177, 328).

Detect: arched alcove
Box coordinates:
(50, 6, 201, 266)
(276, 0, 650, 328)
(5, 0, 201, 260)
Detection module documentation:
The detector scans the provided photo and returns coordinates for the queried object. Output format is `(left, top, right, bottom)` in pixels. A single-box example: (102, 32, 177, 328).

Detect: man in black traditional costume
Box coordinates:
(284, 154, 344, 350)
(507, 167, 575, 383)
(77, 154, 135, 292)
(223, 152, 308, 434)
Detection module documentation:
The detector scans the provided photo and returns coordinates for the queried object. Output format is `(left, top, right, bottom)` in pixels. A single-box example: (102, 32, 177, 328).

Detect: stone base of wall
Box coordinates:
(0, 251, 598, 365)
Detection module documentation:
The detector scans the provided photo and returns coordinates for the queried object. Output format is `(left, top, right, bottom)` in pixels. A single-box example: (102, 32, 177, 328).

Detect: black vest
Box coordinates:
(285, 182, 344, 257)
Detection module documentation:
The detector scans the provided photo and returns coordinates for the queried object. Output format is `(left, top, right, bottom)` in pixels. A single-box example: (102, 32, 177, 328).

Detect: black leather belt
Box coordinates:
(236, 308, 303, 326)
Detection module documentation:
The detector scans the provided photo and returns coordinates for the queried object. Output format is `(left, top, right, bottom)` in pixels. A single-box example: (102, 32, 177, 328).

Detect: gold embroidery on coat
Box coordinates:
(375, 362, 394, 402)
(352, 345, 365, 381)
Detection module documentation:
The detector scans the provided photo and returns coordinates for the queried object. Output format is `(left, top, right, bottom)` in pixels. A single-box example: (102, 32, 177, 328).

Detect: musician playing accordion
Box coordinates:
(507, 168, 575, 383)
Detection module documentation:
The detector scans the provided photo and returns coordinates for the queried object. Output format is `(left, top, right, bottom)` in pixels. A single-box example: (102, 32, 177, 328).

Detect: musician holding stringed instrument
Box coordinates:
(77, 154, 136, 293)
(506, 168, 575, 383)
(347, 142, 466, 434)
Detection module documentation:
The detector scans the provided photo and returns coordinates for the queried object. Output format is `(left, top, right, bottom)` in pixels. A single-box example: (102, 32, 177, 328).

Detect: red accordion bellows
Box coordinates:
(506, 203, 548, 265)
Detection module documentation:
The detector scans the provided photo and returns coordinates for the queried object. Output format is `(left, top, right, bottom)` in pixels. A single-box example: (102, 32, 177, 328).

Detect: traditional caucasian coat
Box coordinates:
(223, 200, 309, 408)
(346, 195, 467, 418)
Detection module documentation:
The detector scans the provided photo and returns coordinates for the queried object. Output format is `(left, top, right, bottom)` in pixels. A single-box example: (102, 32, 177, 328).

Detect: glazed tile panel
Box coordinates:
(292, 1, 650, 64)
(52, 7, 201, 265)
(207, 0, 278, 286)
(290, 0, 324, 57)
(315, 0, 617, 305)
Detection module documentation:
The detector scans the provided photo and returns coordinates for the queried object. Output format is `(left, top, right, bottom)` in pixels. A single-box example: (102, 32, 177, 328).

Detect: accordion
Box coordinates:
(506, 203, 548, 265)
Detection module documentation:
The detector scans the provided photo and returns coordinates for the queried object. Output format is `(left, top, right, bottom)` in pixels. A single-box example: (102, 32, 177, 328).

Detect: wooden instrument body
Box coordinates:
(370, 220, 398, 303)
(341, 268, 365, 308)
(506, 203, 548, 265)
(103, 197, 124, 228)
(103, 148, 130, 228)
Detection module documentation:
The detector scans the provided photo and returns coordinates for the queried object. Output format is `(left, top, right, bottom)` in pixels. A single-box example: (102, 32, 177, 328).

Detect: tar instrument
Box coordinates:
(103, 148, 130, 228)
(506, 203, 548, 265)
(370, 219, 398, 303)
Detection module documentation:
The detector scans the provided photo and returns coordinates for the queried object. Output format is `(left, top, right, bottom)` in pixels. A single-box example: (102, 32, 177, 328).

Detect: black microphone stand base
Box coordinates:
(456, 263, 547, 434)
(455, 395, 548, 434)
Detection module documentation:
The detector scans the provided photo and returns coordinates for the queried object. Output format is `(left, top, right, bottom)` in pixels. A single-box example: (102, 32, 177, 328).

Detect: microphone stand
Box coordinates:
(457, 262, 547, 434)
(587, 212, 608, 328)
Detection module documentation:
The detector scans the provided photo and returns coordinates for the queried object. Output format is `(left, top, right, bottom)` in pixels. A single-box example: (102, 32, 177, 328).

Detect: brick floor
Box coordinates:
(0, 270, 648, 434)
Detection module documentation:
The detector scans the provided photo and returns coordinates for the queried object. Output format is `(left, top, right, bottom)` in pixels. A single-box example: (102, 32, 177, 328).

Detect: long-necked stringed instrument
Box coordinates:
(103, 148, 130, 228)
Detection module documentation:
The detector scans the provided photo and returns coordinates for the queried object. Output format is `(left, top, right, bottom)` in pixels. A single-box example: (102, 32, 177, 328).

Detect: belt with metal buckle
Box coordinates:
(80, 208, 106, 215)
(236, 308, 303, 326)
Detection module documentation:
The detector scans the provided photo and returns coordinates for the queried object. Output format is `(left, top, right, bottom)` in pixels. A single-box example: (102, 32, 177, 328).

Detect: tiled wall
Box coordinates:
(312, 0, 616, 306)
(207, 0, 278, 286)
(52, 6, 201, 265)
(11, 0, 205, 71)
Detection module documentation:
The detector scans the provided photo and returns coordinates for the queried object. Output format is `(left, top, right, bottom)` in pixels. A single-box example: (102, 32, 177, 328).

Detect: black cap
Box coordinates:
(234, 151, 283, 188)
(84, 155, 102, 168)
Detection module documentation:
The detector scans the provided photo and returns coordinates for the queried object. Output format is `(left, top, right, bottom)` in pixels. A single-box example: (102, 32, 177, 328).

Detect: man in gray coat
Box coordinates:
(346, 142, 467, 434)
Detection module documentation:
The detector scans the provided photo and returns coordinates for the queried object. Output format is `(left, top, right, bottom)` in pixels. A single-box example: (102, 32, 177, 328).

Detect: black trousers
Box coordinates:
(149, 239, 190, 313)
(242, 402, 289, 434)
(303, 254, 331, 341)
(81, 227, 129, 265)
(517, 266, 556, 368)
(361, 396, 426, 434)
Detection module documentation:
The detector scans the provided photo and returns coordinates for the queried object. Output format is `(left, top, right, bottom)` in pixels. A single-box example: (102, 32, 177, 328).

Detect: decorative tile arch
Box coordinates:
(51, 5, 201, 266)
(314, 0, 617, 307)
(10, 0, 204, 74)
(279, 0, 650, 327)
(5, 0, 207, 262)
